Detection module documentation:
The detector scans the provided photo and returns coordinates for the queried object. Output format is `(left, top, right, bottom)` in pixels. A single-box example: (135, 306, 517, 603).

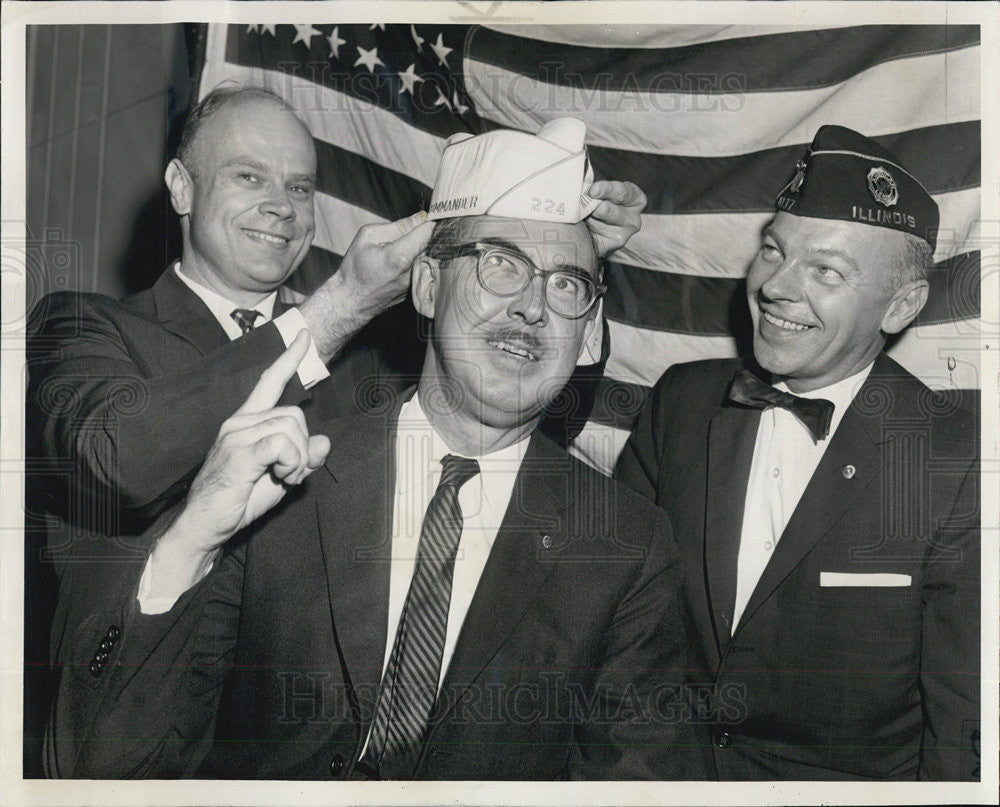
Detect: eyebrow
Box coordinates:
(477, 236, 595, 279)
(222, 157, 316, 183)
(762, 227, 859, 272)
(806, 246, 859, 272)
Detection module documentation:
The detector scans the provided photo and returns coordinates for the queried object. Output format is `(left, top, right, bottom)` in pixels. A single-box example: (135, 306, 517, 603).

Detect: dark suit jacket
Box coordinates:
(26, 266, 384, 535)
(44, 404, 713, 780)
(615, 355, 980, 780)
(24, 267, 391, 776)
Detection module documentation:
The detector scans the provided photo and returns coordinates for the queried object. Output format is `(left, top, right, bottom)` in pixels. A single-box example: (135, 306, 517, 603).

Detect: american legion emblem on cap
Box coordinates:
(774, 124, 939, 250)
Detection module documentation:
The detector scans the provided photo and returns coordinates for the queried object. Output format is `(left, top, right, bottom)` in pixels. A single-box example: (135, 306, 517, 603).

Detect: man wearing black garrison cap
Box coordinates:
(616, 125, 980, 780)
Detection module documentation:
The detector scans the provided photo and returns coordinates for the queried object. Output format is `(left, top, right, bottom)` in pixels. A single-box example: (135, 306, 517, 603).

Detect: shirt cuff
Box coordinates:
(136, 552, 214, 615)
(272, 308, 330, 389)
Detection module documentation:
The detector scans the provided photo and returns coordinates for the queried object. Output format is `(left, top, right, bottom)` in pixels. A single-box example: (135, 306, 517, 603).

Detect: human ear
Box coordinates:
(411, 254, 440, 319)
(575, 301, 602, 364)
(881, 280, 929, 334)
(164, 158, 194, 216)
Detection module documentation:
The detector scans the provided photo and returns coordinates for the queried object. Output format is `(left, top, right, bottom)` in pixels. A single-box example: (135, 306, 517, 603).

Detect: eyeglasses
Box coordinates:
(439, 242, 606, 319)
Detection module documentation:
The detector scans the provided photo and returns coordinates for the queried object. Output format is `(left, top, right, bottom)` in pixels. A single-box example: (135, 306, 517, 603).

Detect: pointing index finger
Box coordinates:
(236, 330, 311, 414)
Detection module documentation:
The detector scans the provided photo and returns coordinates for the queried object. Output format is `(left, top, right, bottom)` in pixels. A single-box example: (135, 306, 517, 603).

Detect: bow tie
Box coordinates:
(728, 368, 835, 441)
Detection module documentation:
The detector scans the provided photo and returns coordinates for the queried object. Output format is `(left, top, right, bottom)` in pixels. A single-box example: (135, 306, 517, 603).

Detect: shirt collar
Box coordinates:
(174, 262, 277, 327)
(774, 362, 874, 438)
(774, 363, 874, 408)
(397, 393, 530, 498)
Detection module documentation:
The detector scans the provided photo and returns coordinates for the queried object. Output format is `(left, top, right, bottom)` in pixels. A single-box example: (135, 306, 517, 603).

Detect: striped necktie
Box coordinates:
(364, 453, 480, 779)
(230, 308, 261, 335)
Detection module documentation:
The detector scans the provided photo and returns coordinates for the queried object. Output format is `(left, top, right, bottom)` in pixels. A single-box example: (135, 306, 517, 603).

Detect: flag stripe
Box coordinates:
(603, 264, 745, 336)
(605, 322, 739, 387)
(468, 25, 980, 94)
(587, 122, 979, 213)
(588, 379, 652, 431)
(885, 317, 983, 390)
(482, 24, 851, 50)
(315, 138, 432, 218)
(463, 47, 979, 158)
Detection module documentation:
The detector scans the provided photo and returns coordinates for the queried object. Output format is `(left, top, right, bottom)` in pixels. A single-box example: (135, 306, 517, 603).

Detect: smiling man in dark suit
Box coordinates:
(615, 125, 980, 780)
(26, 85, 437, 531)
(44, 119, 710, 781)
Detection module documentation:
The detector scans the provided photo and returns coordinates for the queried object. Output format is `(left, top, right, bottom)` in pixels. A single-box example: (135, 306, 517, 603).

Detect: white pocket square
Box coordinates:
(820, 572, 912, 587)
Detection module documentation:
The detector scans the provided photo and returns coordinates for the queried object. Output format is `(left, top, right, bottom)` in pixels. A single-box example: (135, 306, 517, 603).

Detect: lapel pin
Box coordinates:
(842, 464, 856, 479)
(541, 534, 553, 549)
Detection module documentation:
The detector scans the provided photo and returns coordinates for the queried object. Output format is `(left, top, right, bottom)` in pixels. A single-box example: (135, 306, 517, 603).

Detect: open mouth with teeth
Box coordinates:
(243, 228, 290, 246)
(761, 309, 812, 332)
(487, 338, 539, 362)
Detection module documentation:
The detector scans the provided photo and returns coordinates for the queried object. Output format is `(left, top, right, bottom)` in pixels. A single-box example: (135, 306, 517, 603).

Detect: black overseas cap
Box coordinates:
(774, 125, 939, 251)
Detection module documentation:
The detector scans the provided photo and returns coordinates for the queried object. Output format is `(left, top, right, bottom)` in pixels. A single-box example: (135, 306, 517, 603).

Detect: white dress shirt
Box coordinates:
(731, 364, 873, 631)
(381, 393, 529, 693)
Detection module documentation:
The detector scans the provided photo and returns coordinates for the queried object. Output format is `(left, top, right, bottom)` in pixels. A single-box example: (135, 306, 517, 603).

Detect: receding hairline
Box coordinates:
(175, 84, 309, 173)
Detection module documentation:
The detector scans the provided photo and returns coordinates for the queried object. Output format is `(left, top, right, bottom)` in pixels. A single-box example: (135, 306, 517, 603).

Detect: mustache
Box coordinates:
(486, 328, 543, 352)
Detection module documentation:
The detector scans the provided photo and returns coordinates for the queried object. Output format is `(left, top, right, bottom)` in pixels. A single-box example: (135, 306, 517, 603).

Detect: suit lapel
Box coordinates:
(314, 405, 400, 702)
(734, 368, 887, 635)
(704, 402, 761, 653)
(429, 433, 565, 726)
(152, 264, 229, 354)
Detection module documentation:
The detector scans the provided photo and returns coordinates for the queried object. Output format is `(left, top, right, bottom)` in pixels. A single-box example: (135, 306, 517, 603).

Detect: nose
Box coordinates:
(259, 188, 295, 220)
(507, 272, 548, 326)
(757, 257, 802, 303)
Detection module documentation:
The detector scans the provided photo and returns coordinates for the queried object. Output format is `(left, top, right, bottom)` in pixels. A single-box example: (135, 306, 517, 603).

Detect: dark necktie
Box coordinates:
(230, 308, 261, 335)
(728, 368, 835, 440)
(364, 453, 481, 779)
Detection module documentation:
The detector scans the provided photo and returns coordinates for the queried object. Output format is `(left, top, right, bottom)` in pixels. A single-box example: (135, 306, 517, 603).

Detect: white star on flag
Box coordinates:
(452, 91, 469, 115)
(246, 25, 259, 34)
(369, 24, 386, 31)
(410, 25, 425, 50)
(292, 24, 322, 47)
(355, 45, 385, 73)
(260, 25, 276, 36)
(433, 85, 453, 110)
(327, 26, 346, 59)
(430, 33, 453, 67)
(397, 64, 424, 95)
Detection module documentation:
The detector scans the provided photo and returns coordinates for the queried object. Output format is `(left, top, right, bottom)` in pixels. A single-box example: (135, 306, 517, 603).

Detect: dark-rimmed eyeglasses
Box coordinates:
(438, 242, 605, 319)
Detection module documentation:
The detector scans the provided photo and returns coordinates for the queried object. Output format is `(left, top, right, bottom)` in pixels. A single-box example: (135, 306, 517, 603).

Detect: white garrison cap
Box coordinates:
(427, 118, 600, 223)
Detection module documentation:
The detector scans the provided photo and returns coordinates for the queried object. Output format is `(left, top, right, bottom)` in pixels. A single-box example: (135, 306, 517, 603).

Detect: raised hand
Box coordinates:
(300, 212, 435, 361)
(586, 180, 648, 257)
(148, 332, 331, 596)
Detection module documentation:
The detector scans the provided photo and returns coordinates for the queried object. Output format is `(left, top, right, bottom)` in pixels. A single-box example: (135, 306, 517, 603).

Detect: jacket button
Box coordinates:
(89, 661, 102, 677)
(715, 731, 731, 748)
(107, 625, 121, 641)
(329, 754, 346, 776)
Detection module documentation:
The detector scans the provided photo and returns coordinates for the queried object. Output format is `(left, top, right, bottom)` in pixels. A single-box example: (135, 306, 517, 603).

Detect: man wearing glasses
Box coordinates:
(45, 119, 711, 781)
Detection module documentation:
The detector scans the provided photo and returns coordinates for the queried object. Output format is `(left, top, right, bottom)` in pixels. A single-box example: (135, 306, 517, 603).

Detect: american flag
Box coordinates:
(196, 22, 981, 473)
